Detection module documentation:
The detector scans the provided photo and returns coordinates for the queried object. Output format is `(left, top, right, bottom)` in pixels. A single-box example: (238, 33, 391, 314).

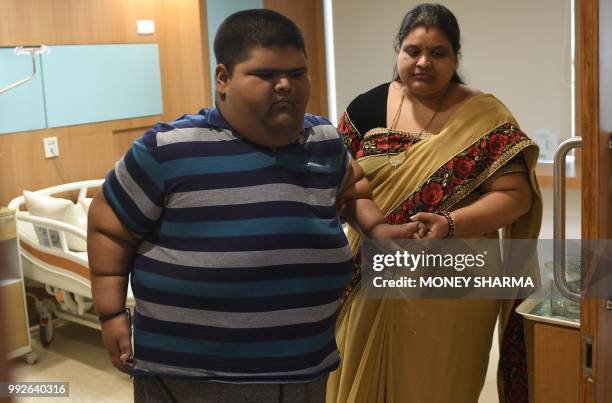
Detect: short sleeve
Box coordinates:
(492, 153, 528, 178)
(103, 129, 165, 235)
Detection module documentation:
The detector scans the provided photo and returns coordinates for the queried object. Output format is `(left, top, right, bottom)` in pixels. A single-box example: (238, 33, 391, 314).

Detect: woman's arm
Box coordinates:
(411, 172, 534, 239)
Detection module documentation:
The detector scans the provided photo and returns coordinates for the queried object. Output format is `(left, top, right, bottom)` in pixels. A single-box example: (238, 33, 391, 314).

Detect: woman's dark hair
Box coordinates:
(393, 3, 464, 84)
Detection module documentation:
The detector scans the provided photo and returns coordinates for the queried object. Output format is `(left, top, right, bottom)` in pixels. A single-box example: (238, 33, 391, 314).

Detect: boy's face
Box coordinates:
(216, 46, 310, 148)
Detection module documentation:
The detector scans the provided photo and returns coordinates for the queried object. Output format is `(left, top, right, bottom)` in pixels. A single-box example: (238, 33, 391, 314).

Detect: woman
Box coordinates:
(327, 4, 542, 403)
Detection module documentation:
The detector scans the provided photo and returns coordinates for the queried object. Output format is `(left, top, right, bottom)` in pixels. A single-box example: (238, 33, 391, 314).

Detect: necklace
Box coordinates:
(386, 84, 450, 168)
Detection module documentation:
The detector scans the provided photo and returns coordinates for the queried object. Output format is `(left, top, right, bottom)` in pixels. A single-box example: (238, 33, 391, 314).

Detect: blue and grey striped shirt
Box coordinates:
(103, 108, 354, 382)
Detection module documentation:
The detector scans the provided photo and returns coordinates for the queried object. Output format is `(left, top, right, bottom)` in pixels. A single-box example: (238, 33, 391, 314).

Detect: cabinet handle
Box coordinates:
(582, 334, 593, 380)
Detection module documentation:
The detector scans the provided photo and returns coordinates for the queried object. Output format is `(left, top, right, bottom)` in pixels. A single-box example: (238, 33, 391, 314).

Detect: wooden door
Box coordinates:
(578, 0, 612, 402)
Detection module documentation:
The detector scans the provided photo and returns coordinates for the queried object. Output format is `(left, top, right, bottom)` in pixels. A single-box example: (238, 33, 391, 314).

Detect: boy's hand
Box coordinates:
(100, 313, 133, 374)
(368, 222, 427, 240)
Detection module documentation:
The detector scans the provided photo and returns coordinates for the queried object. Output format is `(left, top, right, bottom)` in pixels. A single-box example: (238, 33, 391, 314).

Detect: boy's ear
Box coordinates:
(216, 64, 230, 100)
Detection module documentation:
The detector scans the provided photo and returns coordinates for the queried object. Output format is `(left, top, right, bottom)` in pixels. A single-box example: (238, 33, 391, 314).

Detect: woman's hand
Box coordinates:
(410, 212, 449, 240)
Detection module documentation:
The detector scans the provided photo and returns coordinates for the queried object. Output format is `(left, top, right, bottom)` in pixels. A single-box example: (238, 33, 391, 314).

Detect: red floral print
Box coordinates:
(500, 300, 529, 403)
(383, 123, 529, 222)
(356, 131, 422, 159)
(421, 183, 444, 206)
(402, 199, 415, 212)
(510, 131, 523, 145)
(488, 134, 508, 158)
(455, 157, 476, 177)
(338, 112, 362, 158)
(394, 214, 407, 224)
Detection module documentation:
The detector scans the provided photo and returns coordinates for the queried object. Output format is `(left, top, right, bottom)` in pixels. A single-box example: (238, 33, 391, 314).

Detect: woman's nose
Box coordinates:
(416, 55, 431, 67)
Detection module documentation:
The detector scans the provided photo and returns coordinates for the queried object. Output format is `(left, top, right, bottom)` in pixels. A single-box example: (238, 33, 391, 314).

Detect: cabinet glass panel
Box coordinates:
(0, 48, 47, 134)
(42, 44, 163, 128)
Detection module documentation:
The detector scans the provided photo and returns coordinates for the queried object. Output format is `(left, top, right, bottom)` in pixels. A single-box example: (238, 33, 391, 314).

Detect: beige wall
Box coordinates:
(330, 0, 572, 157)
(0, 0, 211, 205)
(0, 0, 331, 205)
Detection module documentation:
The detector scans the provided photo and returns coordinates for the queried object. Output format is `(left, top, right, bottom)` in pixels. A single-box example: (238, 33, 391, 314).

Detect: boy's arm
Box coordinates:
(338, 159, 424, 239)
(88, 191, 141, 373)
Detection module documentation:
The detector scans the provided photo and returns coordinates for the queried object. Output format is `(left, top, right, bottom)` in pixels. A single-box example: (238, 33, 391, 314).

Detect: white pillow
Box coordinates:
(78, 197, 93, 215)
(23, 191, 87, 252)
(75, 200, 88, 229)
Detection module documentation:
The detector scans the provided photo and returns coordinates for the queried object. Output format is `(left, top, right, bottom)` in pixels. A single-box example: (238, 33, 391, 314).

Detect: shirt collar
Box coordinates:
(206, 107, 230, 129)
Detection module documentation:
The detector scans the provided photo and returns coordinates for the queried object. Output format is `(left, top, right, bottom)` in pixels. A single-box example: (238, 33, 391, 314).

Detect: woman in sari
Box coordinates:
(327, 4, 542, 403)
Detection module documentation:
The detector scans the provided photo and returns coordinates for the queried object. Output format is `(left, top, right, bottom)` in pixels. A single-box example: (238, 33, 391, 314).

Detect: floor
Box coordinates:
(8, 189, 582, 403)
(9, 323, 132, 403)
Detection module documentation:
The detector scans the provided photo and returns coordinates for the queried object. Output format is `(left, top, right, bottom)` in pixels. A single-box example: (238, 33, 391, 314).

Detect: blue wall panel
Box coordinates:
(0, 49, 47, 134)
(206, 0, 263, 96)
(42, 44, 163, 128)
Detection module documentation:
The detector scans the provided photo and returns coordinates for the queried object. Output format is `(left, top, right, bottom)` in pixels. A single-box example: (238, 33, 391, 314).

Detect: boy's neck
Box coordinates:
(215, 103, 303, 148)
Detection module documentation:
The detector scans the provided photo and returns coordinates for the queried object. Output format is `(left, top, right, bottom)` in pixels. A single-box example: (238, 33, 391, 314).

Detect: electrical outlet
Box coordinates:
(43, 137, 60, 159)
(532, 129, 559, 162)
(136, 20, 155, 35)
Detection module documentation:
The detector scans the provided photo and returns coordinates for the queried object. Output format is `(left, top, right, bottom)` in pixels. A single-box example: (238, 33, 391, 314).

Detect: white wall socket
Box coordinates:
(43, 137, 60, 159)
(532, 129, 559, 162)
(136, 20, 155, 35)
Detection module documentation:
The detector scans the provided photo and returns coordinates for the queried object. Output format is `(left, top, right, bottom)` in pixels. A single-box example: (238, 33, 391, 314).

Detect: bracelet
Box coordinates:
(437, 211, 455, 239)
(98, 308, 131, 324)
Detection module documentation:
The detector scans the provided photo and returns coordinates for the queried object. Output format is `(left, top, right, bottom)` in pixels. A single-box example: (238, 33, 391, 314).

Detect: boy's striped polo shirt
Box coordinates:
(103, 108, 354, 382)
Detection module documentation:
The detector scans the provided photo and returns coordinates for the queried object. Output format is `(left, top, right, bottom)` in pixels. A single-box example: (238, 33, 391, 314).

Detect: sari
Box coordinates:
(327, 83, 542, 403)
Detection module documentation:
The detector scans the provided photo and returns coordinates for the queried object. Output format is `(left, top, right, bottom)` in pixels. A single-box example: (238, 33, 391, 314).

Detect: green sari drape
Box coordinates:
(327, 93, 542, 403)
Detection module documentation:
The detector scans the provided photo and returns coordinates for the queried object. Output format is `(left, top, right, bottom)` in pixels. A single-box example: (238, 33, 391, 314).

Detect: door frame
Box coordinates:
(578, 0, 612, 402)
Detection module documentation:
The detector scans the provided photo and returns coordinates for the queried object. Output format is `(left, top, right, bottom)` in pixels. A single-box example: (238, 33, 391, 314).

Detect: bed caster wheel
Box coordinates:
(24, 352, 38, 365)
(39, 314, 54, 347)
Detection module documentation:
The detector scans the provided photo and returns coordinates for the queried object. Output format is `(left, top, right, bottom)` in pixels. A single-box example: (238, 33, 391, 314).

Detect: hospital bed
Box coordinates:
(8, 180, 134, 347)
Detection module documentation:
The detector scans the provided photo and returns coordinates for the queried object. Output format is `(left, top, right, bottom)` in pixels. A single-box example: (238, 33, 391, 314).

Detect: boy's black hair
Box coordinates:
(214, 9, 306, 74)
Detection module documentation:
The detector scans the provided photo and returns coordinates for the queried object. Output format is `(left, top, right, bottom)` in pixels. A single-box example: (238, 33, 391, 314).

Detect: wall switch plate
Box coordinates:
(532, 129, 559, 162)
(136, 20, 155, 35)
(43, 136, 60, 158)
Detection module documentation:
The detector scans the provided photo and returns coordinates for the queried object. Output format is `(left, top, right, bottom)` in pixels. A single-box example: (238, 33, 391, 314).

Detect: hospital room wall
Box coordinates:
(330, 0, 574, 186)
(0, 0, 329, 206)
(0, 0, 211, 205)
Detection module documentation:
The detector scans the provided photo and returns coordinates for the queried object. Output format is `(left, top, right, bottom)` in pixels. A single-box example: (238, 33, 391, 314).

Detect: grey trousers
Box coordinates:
(133, 375, 328, 403)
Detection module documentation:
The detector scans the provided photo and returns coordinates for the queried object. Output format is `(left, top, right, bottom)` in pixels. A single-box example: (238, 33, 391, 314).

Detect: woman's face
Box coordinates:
(396, 26, 458, 96)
